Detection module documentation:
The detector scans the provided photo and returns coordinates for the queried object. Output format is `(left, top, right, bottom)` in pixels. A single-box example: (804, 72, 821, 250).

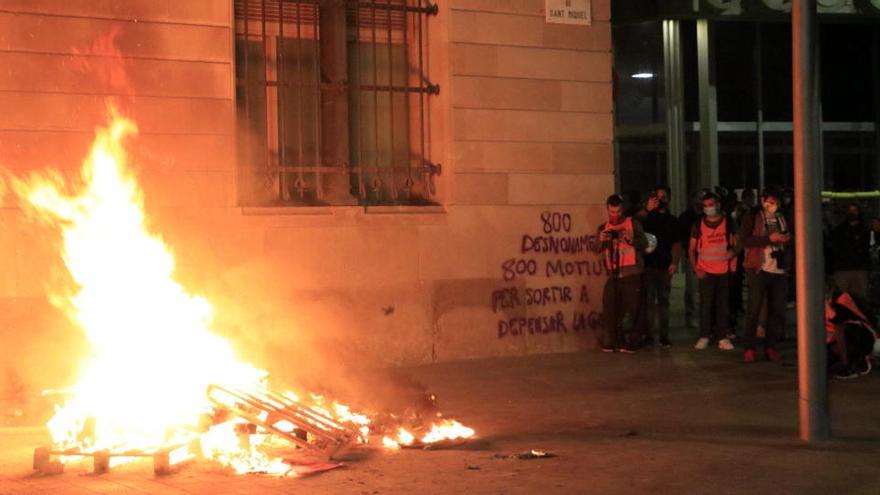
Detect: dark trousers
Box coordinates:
(682, 258, 699, 327)
(743, 271, 788, 351)
(828, 323, 875, 373)
(728, 268, 744, 331)
(602, 274, 642, 349)
(698, 273, 729, 339)
(833, 270, 869, 301)
(644, 268, 672, 339)
(632, 273, 648, 341)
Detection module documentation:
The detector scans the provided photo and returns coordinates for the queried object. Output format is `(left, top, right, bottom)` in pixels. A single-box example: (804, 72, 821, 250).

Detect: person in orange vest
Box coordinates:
(689, 192, 738, 351)
(825, 281, 876, 380)
(594, 194, 648, 353)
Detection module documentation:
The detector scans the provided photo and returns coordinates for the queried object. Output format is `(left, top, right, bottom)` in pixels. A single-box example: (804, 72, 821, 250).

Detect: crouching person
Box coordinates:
(594, 194, 648, 353)
(689, 192, 737, 351)
(825, 282, 876, 380)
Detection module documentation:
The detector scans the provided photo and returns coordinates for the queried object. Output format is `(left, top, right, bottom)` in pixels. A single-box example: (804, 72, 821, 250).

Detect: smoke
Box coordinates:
(70, 25, 133, 101)
(190, 257, 437, 417)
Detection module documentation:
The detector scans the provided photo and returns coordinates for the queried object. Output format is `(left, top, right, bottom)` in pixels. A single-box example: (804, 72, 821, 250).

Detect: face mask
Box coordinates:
(763, 203, 778, 214)
(703, 207, 717, 217)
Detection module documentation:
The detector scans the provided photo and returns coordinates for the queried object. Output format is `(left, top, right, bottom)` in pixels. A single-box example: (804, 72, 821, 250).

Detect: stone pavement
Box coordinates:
(2, 335, 879, 495)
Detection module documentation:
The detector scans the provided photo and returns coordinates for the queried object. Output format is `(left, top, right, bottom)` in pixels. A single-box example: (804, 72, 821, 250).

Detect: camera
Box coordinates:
(607, 229, 620, 240)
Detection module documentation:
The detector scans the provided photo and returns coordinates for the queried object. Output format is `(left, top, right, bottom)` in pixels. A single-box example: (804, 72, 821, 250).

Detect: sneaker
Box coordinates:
(766, 348, 782, 363)
(659, 336, 672, 348)
(856, 357, 873, 376)
(601, 346, 616, 353)
(694, 337, 709, 350)
(834, 369, 860, 380)
(619, 346, 637, 354)
(743, 349, 756, 363)
(717, 338, 734, 351)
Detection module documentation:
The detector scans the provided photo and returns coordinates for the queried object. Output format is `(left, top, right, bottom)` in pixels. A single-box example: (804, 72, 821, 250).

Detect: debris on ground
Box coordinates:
(518, 449, 556, 459)
(285, 461, 344, 477)
(492, 450, 557, 460)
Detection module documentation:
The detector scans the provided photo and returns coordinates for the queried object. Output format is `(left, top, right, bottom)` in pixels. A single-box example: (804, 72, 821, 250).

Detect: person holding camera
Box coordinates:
(739, 187, 792, 363)
(594, 194, 648, 353)
(689, 192, 737, 351)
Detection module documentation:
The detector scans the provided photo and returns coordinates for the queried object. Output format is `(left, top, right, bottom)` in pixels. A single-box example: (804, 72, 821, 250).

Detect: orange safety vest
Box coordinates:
(604, 217, 637, 271)
(696, 217, 731, 275)
(825, 291, 877, 343)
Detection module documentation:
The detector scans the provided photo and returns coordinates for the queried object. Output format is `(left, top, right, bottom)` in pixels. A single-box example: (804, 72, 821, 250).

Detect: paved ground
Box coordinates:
(2, 336, 879, 495)
(3, 277, 879, 494)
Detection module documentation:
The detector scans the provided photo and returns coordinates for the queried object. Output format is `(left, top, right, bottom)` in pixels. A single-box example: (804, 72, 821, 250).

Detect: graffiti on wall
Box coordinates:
(492, 211, 606, 339)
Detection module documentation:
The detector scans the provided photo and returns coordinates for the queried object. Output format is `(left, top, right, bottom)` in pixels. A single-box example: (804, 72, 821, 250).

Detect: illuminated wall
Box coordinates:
(0, 1, 613, 396)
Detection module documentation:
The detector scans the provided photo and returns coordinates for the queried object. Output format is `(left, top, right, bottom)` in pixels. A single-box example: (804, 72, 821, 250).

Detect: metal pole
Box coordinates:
(755, 22, 765, 191)
(663, 19, 686, 215)
(792, 0, 830, 442)
(697, 19, 718, 189)
(873, 27, 880, 190)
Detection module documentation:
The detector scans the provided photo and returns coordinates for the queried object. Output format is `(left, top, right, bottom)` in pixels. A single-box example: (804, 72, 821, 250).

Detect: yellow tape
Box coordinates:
(821, 191, 880, 199)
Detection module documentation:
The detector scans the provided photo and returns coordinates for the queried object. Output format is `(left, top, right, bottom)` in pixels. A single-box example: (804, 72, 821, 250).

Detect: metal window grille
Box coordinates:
(234, 0, 440, 206)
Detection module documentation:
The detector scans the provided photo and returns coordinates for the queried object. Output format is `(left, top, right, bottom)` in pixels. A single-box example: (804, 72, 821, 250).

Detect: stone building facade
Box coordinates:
(0, 0, 612, 392)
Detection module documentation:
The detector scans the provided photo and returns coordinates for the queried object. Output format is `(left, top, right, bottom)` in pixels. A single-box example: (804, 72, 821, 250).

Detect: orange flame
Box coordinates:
(13, 108, 277, 472)
(381, 420, 474, 449)
(419, 420, 475, 444)
(11, 108, 474, 473)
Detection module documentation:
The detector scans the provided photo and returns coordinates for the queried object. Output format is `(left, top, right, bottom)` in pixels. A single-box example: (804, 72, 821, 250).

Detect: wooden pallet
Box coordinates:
(33, 441, 194, 476)
(206, 384, 357, 460)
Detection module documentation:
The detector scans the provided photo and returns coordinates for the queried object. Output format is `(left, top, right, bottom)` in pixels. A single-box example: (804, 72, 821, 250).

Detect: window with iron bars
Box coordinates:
(234, 0, 441, 206)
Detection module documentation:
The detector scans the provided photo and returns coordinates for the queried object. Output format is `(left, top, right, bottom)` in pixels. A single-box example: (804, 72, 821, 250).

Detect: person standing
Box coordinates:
(639, 186, 681, 347)
(739, 188, 792, 363)
(781, 188, 797, 310)
(594, 194, 648, 353)
(689, 192, 737, 351)
(678, 190, 708, 329)
(828, 202, 874, 300)
(727, 188, 757, 338)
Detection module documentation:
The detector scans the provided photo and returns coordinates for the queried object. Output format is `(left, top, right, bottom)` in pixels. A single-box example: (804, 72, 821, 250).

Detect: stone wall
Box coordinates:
(0, 0, 613, 394)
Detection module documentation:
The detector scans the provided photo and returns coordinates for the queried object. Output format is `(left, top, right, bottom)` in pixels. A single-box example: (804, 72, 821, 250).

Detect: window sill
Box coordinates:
(240, 206, 334, 216)
(363, 205, 446, 215)
(239, 205, 447, 216)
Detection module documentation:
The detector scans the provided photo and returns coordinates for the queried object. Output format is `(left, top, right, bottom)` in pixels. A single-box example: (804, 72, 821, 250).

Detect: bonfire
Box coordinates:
(11, 107, 473, 476)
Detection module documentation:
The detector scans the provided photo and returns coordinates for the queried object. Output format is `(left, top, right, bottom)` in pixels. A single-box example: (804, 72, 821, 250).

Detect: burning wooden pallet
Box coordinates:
(32, 383, 357, 476)
(206, 384, 357, 460)
(33, 442, 194, 475)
